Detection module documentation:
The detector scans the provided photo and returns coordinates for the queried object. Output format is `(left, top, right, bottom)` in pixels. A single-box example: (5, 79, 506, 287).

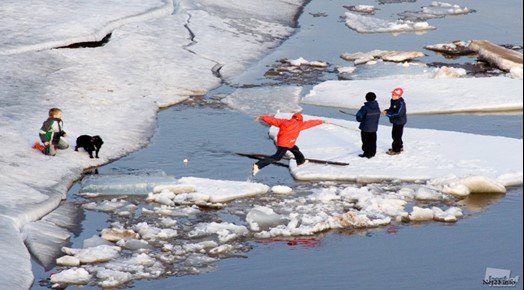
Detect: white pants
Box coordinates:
(45, 138, 69, 156)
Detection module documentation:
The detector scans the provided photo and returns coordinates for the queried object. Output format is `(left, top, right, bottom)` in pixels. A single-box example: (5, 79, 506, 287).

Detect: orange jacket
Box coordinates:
(260, 115, 323, 148)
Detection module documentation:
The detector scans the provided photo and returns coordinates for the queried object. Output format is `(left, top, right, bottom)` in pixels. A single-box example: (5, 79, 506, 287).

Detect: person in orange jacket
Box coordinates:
(252, 112, 329, 176)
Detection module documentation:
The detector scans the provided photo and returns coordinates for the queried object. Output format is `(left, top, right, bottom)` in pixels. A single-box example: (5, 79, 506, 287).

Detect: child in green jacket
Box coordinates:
(39, 108, 69, 156)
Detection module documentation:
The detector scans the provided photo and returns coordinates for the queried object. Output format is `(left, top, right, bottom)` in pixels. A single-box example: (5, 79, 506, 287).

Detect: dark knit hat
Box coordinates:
(365, 92, 376, 101)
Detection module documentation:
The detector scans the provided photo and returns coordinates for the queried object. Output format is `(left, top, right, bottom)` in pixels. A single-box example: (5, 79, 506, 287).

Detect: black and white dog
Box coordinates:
(75, 135, 104, 158)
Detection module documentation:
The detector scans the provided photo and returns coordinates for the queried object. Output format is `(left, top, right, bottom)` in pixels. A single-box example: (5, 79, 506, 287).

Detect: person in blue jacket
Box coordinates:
(383, 87, 407, 155)
(356, 92, 381, 158)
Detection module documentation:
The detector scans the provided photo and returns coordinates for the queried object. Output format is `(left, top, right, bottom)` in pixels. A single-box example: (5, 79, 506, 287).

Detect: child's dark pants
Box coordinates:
(256, 146, 305, 169)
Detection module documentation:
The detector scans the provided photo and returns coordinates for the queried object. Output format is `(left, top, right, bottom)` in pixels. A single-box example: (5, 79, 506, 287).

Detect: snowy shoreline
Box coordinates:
(0, 1, 307, 289)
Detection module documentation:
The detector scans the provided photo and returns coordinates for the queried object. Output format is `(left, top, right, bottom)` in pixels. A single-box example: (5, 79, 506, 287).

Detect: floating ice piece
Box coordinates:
(153, 184, 196, 194)
(189, 222, 249, 243)
(341, 49, 424, 64)
(497, 172, 524, 187)
(438, 182, 471, 198)
(429, 175, 507, 197)
(344, 5, 376, 15)
(415, 187, 444, 200)
(344, 11, 435, 34)
(246, 206, 289, 231)
(101, 228, 139, 242)
(50, 267, 91, 285)
(80, 171, 177, 196)
(458, 176, 507, 194)
(401, 2, 475, 21)
(422, 2, 474, 16)
(146, 191, 177, 206)
(284, 57, 328, 67)
(308, 186, 340, 202)
(425, 39, 523, 79)
(97, 269, 133, 288)
(338, 60, 436, 80)
(62, 244, 122, 264)
(302, 77, 523, 113)
(408, 205, 463, 223)
(409, 206, 434, 221)
(134, 222, 177, 240)
(183, 240, 219, 252)
(469, 40, 523, 73)
(336, 66, 356, 74)
(82, 199, 130, 212)
(433, 66, 466, 78)
(209, 244, 235, 255)
(116, 239, 154, 251)
(271, 185, 293, 194)
(433, 206, 463, 223)
(56, 255, 80, 267)
(333, 211, 390, 228)
(177, 177, 270, 203)
(424, 40, 474, 55)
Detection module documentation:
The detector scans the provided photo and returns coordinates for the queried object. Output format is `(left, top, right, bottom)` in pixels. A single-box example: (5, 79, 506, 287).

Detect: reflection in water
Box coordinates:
(458, 192, 506, 213)
(257, 237, 321, 248)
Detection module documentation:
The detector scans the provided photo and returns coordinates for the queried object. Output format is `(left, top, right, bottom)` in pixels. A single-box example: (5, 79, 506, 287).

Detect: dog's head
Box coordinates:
(92, 135, 104, 147)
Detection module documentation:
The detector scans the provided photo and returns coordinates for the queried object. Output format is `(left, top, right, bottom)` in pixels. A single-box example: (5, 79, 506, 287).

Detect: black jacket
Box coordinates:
(356, 100, 381, 132)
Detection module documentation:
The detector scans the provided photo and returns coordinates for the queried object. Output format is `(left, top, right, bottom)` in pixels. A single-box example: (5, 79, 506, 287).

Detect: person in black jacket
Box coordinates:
(356, 92, 381, 158)
(383, 87, 407, 155)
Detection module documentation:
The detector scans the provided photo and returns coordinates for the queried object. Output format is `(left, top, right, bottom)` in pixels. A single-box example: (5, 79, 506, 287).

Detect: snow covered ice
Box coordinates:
(0, 0, 307, 288)
(0, 0, 522, 289)
(302, 77, 522, 114)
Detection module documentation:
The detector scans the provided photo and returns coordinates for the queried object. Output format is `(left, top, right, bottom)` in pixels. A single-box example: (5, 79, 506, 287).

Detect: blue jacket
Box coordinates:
(356, 100, 380, 132)
(385, 97, 407, 125)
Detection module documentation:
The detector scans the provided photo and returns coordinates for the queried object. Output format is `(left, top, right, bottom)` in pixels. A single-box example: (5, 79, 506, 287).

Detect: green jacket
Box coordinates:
(39, 118, 65, 144)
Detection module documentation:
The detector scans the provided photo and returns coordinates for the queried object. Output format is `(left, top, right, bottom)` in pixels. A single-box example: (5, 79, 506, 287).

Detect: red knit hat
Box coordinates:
(392, 87, 404, 96)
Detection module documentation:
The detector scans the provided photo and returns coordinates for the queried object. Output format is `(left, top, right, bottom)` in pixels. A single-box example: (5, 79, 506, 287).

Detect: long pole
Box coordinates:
(328, 122, 359, 132)
(339, 110, 356, 116)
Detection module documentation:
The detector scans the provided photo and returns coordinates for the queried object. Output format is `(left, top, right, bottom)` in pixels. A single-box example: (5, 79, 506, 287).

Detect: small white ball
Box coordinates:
(183, 159, 188, 163)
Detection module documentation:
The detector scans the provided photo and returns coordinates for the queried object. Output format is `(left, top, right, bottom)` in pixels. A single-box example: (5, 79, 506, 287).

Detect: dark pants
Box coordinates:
(256, 146, 305, 169)
(361, 131, 377, 157)
(391, 124, 404, 152)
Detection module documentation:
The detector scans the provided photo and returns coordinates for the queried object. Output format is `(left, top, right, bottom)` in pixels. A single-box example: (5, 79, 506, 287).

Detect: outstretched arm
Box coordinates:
(258, 115, 285, 127)
(300, 119, 328, 130)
